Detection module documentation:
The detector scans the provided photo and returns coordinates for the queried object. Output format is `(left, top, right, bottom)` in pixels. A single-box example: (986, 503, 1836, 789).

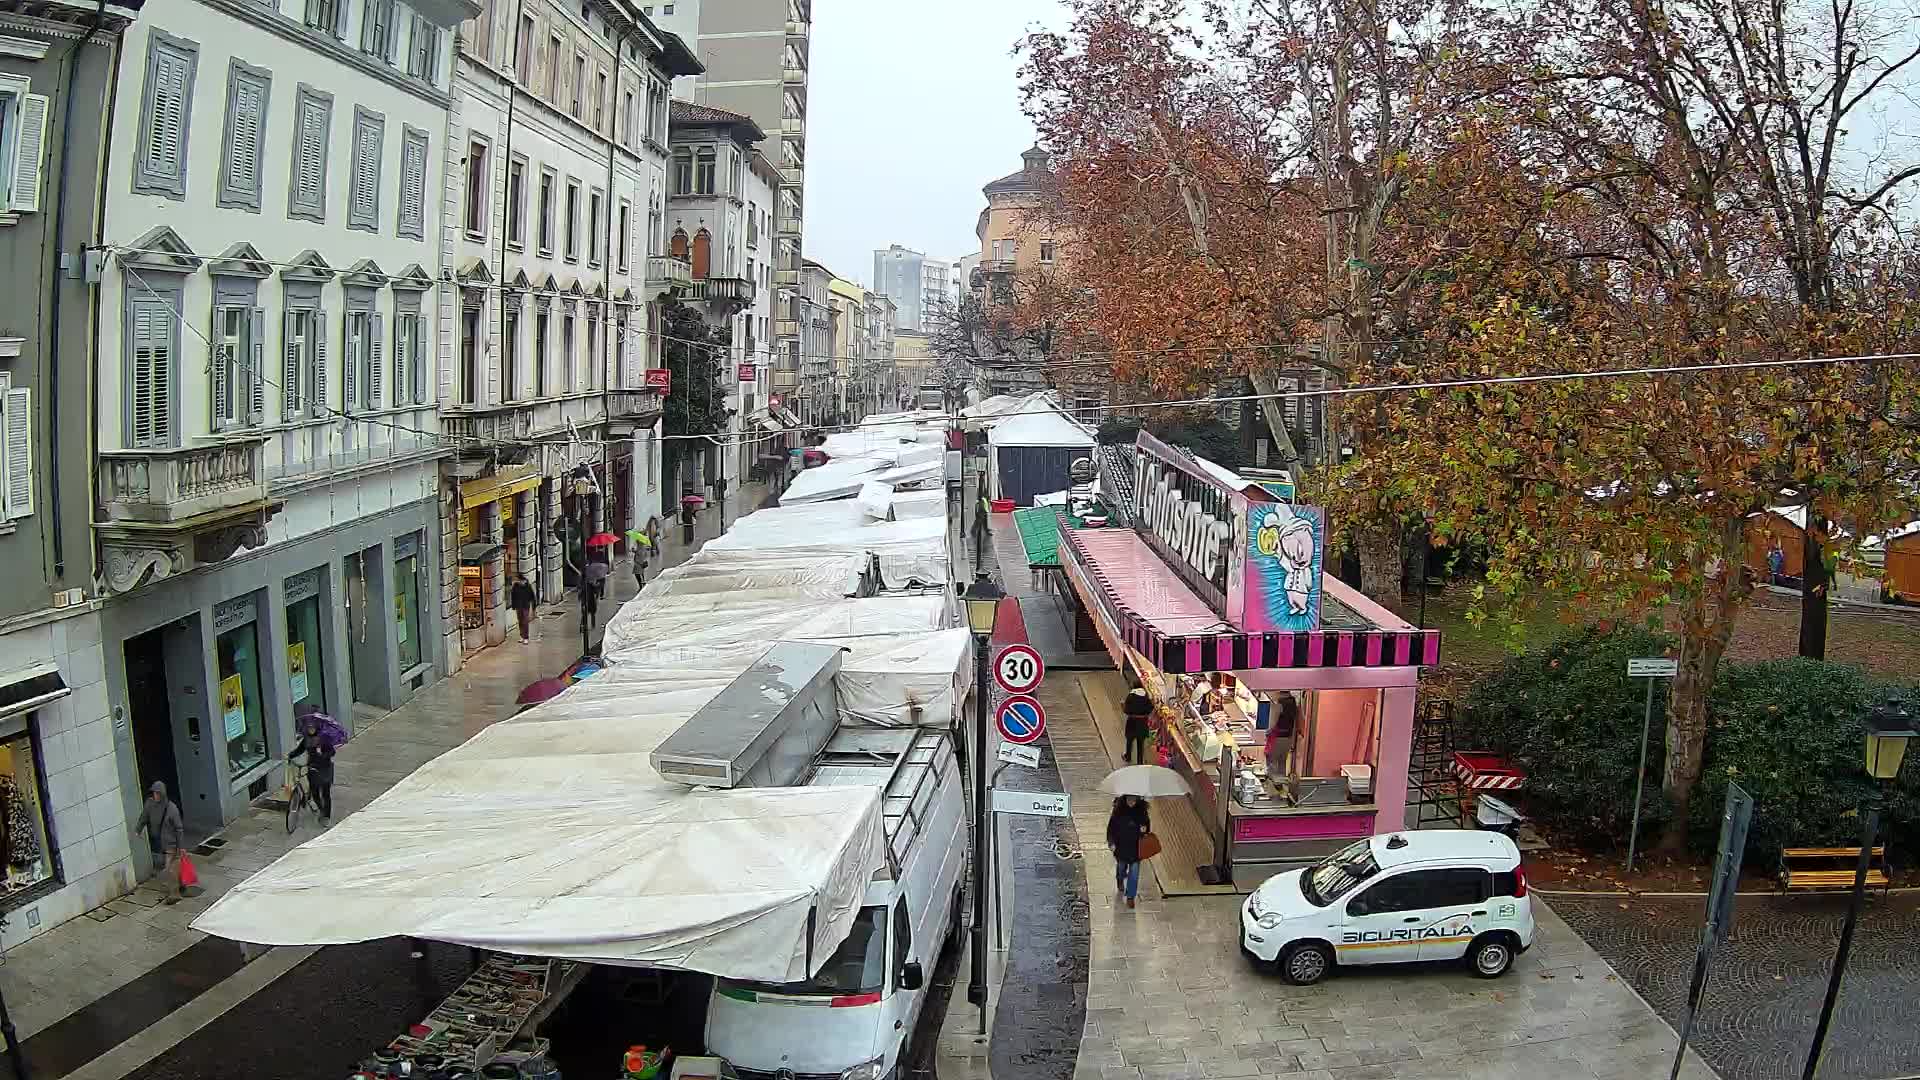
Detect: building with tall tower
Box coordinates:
(640, 0, 808, 401)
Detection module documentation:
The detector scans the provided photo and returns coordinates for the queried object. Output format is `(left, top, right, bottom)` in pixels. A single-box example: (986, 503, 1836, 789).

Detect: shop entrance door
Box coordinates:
(343, 551, 367, 706)
(124, 627, 180, 816)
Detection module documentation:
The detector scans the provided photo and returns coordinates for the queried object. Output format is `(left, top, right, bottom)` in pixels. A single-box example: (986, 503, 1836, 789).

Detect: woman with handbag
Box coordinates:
(1106, 795, 1153, 908)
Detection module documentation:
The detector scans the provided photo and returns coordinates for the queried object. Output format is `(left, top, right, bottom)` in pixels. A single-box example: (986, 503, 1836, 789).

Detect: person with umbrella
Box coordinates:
(289, 711, 338, 825)
(1099, 765, 1185, 909)
(1107, 795, 1151, 909)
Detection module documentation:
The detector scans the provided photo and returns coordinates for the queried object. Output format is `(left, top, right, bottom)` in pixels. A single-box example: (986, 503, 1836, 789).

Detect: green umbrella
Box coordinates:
(626, 528, 653, 548)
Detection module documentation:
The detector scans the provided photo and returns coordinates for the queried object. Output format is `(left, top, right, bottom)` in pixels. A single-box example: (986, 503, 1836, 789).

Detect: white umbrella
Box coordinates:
(1099, 765, 1191, 797)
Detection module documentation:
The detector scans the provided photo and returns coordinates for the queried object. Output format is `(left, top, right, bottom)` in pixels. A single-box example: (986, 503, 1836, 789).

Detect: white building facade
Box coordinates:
(438, 0, 697, 660)
(94, 0, 475, 839)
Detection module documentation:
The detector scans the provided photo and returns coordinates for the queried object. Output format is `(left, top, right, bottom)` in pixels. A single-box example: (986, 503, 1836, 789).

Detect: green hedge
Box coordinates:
(1455, 627, 1920, 860)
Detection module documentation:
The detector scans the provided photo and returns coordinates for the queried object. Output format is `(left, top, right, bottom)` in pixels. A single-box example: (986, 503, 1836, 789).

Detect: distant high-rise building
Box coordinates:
(648, 0, 810, 394)
(873, 244, 952, 332)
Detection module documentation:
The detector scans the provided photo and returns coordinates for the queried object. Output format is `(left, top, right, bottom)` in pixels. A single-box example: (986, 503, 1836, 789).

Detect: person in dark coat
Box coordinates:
(510, 574, 537, 642)
(1122, 688, 1154, 764)
(289, 717, 337, 824)
(1106, 795, 1151, 908)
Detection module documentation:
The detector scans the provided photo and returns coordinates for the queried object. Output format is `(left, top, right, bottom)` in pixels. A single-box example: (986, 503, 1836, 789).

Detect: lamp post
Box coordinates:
(1801, 699, 1915, 1080)
(960, 573, 1005, 1035)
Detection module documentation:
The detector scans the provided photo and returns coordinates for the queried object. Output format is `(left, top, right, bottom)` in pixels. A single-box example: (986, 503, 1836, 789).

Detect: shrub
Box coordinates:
(1697, 662, 1920, 860)
(1456, 625, 1676, 849)
(1453, 627, 1920, 862)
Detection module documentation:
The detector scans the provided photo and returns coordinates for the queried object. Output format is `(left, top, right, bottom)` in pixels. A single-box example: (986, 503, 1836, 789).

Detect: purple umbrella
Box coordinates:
(516, 677, 570, 706)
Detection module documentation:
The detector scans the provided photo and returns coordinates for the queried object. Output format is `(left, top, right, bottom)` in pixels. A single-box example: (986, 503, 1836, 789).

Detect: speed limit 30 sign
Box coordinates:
(993, 643, 1045, 695)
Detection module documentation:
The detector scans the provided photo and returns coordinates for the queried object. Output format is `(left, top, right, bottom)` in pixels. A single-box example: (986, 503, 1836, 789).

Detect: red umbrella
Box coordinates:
(585, 532, 620, 547)
(516, 677, 569, 705)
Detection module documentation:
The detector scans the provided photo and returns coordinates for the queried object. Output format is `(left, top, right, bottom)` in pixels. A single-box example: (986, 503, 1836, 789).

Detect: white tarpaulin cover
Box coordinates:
(192, 664, 889, 982)
(193, 494, 965, 981)
(859, 481, 893, 520)
(987, 407, 1095, 448)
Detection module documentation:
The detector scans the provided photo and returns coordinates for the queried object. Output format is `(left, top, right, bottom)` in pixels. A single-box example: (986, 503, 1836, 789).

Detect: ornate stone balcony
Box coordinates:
(96, 438, 279, 594)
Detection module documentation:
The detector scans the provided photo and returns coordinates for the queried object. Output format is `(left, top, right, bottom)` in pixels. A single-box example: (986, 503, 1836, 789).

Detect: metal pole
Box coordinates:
(968, 632, 991, 1034)
(1626, 676, 1656, 873)
(1801, 800, 1881, 1080)
(1668, 953, 1713, 1080)
(0, 982, 27, 1080)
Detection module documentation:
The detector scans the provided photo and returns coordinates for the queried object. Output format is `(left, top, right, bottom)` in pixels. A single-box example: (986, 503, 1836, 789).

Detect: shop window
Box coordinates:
(285, 574, 329, 718)
(216, 619, 269, 778)
(1, 724, 55, 899)
(395, 537, 422, 673)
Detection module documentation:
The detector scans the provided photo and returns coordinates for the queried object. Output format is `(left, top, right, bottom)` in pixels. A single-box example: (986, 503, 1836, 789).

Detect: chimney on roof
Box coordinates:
(1021, 146, 1050, 171)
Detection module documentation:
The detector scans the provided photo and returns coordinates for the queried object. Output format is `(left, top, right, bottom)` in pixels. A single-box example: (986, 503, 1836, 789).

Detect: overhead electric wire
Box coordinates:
(103, 244, 1920, 453)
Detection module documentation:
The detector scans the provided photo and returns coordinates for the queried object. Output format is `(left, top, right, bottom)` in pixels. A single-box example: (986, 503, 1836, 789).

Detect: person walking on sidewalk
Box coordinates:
(510, 574, 537, 642)
(135, 781, 184, 904)
(290, 717, 337, 824)
(1122, 688, 1154, 764)
(1107, 795, 1151, 909)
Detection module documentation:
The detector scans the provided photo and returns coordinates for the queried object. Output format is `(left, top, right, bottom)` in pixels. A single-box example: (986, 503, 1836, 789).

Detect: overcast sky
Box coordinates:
(803, 0, 1068, 288)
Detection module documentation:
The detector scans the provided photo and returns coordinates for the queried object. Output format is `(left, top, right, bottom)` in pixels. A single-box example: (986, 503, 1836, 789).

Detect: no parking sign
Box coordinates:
(996, 694, 1047, 744)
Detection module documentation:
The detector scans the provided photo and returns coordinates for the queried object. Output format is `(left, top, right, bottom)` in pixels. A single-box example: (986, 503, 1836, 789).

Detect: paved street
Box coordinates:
(1555, 892, 1920, 1080)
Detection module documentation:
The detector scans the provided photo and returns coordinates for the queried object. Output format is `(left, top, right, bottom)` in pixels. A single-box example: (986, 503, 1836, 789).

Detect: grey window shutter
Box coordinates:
(228, 79, 264, 199)
(344, 315, 359, 409)
(211, 306, 231, 426)
(9, 94, 49, 213)
(146, 54, 187, 182)
(3, 387, 29, 519)
(129, 300, 172, 447)
(249, 306, 267, 423)
(413, 316, 428, 404)
(283, 311, 302, 418)
(369, 313, 385, 408)
(313, 310, 329, 413)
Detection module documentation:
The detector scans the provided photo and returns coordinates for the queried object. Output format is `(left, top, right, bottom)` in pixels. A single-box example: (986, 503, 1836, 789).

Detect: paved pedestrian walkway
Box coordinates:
(0, 482, 767, 1059)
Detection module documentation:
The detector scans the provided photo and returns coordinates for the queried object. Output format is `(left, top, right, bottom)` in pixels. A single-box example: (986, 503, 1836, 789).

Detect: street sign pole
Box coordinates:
(1669, 781, 1751, 1080)
(1626, 657, 1679, 873)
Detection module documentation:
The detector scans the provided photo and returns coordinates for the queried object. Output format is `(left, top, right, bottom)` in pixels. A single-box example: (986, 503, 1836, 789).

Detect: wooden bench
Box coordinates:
(1778, 846, 1891, 893)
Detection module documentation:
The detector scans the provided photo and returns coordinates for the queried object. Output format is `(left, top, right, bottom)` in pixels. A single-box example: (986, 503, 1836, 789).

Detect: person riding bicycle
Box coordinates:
(290, 714, 337, 825)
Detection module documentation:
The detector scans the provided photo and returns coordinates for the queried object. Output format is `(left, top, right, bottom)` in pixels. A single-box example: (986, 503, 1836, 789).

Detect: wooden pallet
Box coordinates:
(1077, 671, 1238, 897)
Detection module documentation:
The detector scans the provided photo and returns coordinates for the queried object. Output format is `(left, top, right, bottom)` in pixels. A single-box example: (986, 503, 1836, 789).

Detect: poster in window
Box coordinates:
(288, 641, 309, 702)
(396, 589, 410, 644)
(220, 674, 247, 740)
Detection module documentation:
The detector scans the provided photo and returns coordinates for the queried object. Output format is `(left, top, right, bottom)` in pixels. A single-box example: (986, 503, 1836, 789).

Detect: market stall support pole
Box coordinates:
(1800, 797, 1882, 1080)
(1, 982, 26, 1079)
(967, 631, 990, 1033)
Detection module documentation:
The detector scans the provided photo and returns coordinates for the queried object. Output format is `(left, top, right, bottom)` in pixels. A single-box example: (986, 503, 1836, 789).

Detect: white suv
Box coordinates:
(1240, 830, 1535, 985)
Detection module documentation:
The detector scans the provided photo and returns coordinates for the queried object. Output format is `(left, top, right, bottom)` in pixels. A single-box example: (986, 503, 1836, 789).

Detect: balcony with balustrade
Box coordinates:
(96, 438, 283, 593)
(646, 255, 694, 298)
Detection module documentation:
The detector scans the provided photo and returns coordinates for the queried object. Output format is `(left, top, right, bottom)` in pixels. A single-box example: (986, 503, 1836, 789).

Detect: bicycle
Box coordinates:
(284, 762, 311, 834)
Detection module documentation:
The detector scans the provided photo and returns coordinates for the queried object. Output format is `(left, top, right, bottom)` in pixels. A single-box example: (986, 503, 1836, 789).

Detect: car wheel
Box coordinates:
(1468, 934, 1515, 978)
(1278, 942, 1333, 986)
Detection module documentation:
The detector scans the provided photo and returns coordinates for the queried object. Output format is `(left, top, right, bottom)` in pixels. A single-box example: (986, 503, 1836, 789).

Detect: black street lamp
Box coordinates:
(959, 573, 1005, 1034)
(1801, 699, 1915, 1080)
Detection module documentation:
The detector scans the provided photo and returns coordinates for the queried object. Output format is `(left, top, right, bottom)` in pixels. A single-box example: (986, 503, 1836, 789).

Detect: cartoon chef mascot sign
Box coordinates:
(1249, 503, 1324, 631)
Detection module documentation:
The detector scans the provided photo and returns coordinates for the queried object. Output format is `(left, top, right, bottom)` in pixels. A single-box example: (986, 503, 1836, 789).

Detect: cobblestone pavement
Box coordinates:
(1553, 892, 1920, 1080)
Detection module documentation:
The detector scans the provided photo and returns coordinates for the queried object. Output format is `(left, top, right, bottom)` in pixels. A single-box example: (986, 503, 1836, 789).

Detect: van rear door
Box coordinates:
(708, 905, 888, 1076)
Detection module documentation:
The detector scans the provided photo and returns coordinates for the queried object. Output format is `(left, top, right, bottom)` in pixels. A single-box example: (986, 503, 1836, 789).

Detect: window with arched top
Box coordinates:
(691, 228, 712, 279)
(670, 229, 689, 260)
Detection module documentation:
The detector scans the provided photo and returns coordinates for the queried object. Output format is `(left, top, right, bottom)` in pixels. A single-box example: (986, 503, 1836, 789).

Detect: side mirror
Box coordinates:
(899, 961, 924, 991)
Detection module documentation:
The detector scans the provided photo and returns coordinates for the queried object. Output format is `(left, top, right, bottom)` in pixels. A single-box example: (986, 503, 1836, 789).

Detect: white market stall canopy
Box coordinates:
(192, 665, 889, 983)
(195, 501, 969, 981)
(986, 408, 1096, 449)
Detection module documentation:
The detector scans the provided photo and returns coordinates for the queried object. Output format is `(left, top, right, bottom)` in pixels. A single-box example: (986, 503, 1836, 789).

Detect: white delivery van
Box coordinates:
(709, 726, 968, 1080)
(1240, 830, 1534, 985)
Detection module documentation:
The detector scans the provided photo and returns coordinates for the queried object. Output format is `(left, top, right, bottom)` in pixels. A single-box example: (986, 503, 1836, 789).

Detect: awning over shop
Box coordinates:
(1058, 528, 1440, 674)
(774, 405, 802, 427)
(460, 466, 543, 509)
(747, 409, 782, 433)
(0, 662, 69, 724)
